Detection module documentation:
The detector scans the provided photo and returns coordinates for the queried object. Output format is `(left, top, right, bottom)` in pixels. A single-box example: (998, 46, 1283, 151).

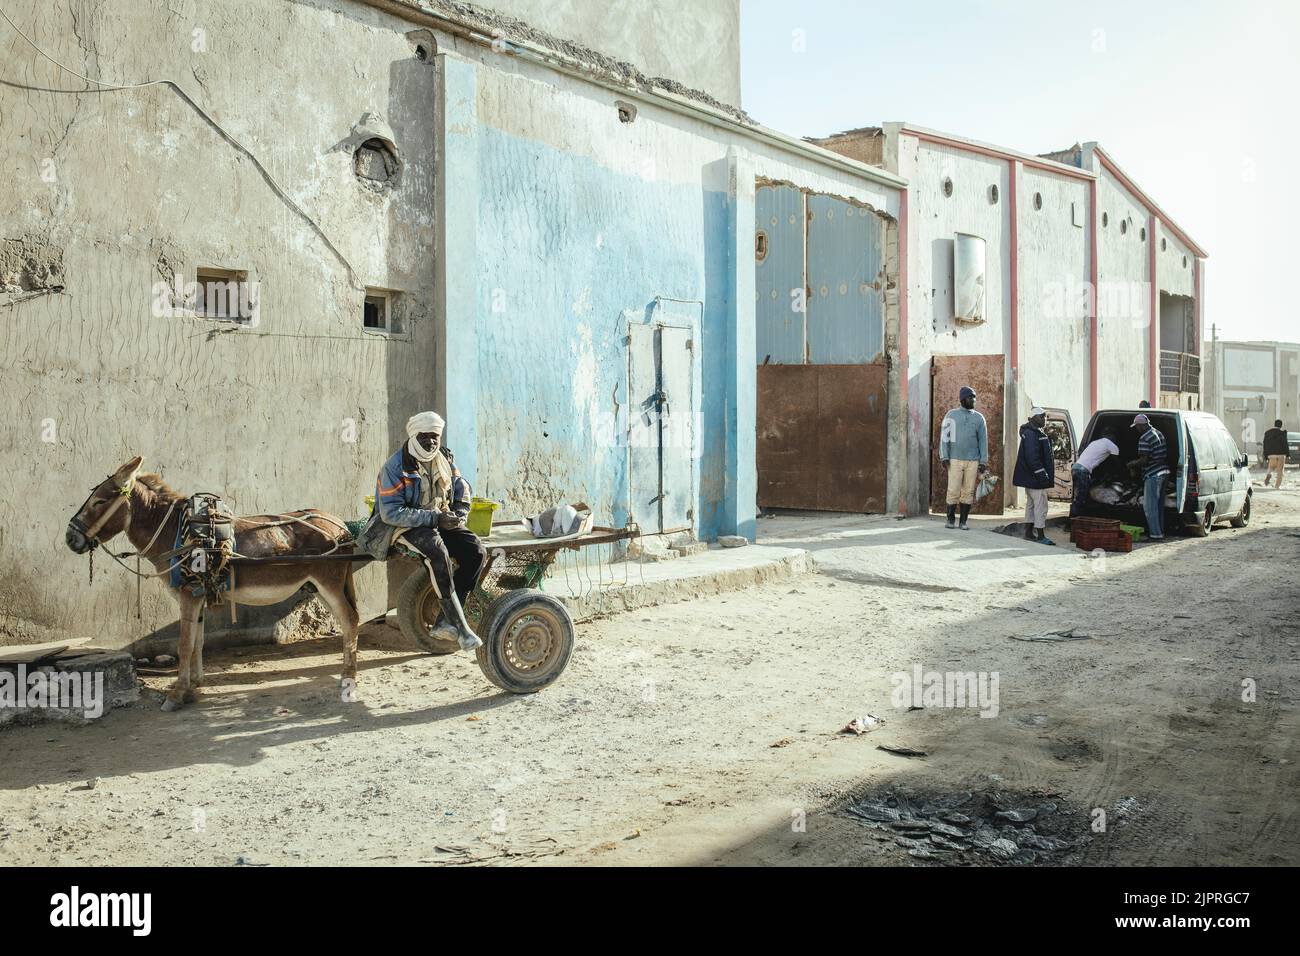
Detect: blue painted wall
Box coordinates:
(467, 125, 740, 541)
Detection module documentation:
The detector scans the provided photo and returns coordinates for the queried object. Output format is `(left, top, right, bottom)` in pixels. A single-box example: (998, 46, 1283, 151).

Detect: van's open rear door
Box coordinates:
(1175, 417, 1188, 512)
(1043, 408, 1077, 501)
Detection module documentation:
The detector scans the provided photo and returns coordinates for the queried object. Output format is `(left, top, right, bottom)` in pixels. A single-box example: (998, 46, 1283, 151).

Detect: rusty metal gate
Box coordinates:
(929, 354, 1006, 516)
(757, 364, 888, 513)
(755, 184, 887, 512)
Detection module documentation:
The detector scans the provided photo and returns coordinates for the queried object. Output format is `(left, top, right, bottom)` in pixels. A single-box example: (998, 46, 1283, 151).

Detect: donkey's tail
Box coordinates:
(343, 563, 360, 614)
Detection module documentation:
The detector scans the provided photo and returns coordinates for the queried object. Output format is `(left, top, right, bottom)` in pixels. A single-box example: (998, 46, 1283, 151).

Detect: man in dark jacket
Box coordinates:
(1264, 419, 1289, 488)
(1013, 407, 1056, 545)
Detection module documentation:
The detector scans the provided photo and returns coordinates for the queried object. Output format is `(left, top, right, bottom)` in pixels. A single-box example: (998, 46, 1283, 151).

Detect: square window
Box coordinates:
(363, 289, 402, 332)
(195, 268, 255, 322)
(363, 294, 386, 329)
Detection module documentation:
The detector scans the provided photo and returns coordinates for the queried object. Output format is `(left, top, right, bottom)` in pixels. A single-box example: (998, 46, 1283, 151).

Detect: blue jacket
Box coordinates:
(1013, 423, 1055, 490)
(355, 445, 468, 559)
(940, 407, 988, 464)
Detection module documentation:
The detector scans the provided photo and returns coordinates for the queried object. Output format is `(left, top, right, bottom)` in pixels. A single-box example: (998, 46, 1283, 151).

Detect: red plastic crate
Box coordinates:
(1074, 529, 1131, 553)
(1069, 516, 1122, 542)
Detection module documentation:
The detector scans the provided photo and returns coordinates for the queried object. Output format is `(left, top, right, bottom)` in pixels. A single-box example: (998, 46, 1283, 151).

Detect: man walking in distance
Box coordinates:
(939, 385, 988, 531)
(1263, 419, 1288, 488)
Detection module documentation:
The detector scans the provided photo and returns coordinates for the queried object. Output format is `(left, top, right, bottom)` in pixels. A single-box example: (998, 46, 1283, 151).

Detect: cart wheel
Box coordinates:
(475, 589, 574, 694)
(395, 568, 458, 655)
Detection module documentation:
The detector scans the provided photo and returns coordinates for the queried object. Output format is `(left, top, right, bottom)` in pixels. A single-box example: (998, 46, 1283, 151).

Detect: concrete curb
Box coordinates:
(557, 546, 812, 620)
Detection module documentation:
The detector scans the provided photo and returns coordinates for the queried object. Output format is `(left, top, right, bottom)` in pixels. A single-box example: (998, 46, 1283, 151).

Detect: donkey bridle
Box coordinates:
(69, 475, 134, 548)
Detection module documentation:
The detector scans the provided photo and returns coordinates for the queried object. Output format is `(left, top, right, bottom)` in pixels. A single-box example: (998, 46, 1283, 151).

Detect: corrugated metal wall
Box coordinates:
(755, 184, 885, 365)
(806, 194, 884, 363)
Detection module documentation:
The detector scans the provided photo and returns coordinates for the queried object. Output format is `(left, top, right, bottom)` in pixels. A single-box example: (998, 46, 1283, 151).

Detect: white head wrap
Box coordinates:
(406, 411, 445, 462)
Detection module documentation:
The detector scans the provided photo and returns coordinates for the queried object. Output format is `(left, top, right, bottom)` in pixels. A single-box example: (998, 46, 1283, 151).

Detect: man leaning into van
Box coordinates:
(1130, 414, 1170, 541)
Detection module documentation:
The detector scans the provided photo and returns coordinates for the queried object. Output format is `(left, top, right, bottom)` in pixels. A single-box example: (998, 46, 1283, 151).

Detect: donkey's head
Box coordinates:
(66, 455, 145, 554)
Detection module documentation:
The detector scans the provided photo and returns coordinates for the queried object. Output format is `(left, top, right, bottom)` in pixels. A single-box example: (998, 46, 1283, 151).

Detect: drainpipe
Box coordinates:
(1149, 215, 1159, 407)
(1008, 160, 1020, 386)
(1088, 178, 1099, 413)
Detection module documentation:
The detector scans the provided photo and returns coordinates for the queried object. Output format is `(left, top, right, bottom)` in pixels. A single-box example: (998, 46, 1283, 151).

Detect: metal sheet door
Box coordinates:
(755, 184, 806, 365)
(658, 325, 695, 532)
(757, 363, 888, 512)
(929, 354, 1006, 515)
(806, 194, 884, 363)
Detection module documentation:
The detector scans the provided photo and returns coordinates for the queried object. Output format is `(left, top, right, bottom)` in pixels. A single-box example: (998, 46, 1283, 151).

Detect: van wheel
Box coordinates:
(1230, 495, 1251, 528)
(1187, 505, 1213, 538)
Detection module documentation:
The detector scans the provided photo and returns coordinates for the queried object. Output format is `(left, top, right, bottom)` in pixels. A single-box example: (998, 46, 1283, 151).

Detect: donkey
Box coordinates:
(65, 455, 361, 711)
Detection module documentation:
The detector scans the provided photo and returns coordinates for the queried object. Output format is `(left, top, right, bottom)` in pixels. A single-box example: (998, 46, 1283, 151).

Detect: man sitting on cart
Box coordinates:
(356, 411, 486, 650)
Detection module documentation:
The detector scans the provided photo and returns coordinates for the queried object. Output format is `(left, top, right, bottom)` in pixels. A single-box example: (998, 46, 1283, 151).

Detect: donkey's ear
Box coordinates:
(112, 455, 144, 485)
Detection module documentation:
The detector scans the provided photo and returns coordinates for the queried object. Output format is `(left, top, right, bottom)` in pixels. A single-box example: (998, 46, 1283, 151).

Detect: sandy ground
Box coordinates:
(1, 472, 1297, 867)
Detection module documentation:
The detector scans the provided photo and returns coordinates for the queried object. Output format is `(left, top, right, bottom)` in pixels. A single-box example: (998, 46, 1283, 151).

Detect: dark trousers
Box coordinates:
(1070, 463, 1092, 517)
(401, 525, 486, 606)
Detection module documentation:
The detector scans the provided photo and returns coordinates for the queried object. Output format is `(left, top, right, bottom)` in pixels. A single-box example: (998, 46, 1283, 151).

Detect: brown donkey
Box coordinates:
(65, 456, 361, 711)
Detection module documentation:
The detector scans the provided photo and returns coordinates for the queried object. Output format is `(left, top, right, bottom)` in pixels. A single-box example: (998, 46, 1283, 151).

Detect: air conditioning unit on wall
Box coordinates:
(953, 233, 986, 324)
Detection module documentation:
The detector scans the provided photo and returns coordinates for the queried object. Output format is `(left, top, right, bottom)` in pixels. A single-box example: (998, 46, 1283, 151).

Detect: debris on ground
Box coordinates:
(876, 743, 927, 757)
(844, 787, 1088, 865)
(1010, 628, 1094, 642)
(840, 714, 885, 735)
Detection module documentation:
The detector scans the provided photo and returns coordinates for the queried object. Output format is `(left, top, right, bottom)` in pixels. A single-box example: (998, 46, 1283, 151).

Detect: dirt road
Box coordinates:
(2, 478, 1297, 866)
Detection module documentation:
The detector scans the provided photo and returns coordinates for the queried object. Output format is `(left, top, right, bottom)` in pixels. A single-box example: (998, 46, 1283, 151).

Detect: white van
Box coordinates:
(1069, 409, 1252, 536)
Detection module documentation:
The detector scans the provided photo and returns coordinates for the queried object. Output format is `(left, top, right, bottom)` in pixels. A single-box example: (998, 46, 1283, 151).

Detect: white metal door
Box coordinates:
(627, 323, 695, 534)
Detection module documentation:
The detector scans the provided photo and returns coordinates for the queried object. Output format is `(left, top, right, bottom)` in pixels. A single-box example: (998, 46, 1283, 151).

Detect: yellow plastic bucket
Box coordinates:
(466, 497, 499, 537)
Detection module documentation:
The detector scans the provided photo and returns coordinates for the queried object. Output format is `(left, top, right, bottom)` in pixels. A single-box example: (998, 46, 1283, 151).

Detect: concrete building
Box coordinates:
(812, 124, 1208, 513)
(0, 0, 902, 651)
(1204, 339, 1300, 458)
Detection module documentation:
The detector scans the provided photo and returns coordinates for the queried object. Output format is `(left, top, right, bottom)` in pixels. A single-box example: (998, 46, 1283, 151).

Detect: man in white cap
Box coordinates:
(356, 411, 485, 649)
(1012, 407, 1056, 545)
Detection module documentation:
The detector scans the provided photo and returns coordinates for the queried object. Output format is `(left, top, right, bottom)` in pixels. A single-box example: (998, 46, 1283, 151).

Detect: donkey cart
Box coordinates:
(229, 521, 638, 696)
(388, 522, 636, 693)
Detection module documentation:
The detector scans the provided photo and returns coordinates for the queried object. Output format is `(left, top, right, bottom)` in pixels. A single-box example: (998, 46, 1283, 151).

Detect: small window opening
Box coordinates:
(1102, 211, 1109, 228)
(755, 231, 768, 262)
(406, 29, 436, 63)
(364, 289, 401, 332)
(1033, 192, 1043, 211)
(988, 184, 999, 205)
(1161, 238, 1168, 251)
(1140, 226, 1147, 242)
(195, 267, 254, 322)
(354, 138, 399, 185)
(1183, 256, 1188, 268)
(942, 177, 954, 198)
(615, 100, 637, 124)
(1120, 219, 1128, 235)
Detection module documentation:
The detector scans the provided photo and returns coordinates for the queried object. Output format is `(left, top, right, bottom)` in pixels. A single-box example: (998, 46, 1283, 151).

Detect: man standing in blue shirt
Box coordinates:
(1131, 413, 1169, 541)
(939, 385, 989, 531)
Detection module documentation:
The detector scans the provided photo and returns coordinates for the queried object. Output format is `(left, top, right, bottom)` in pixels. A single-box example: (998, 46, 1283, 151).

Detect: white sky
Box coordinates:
(740, 0, 1300, 345)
